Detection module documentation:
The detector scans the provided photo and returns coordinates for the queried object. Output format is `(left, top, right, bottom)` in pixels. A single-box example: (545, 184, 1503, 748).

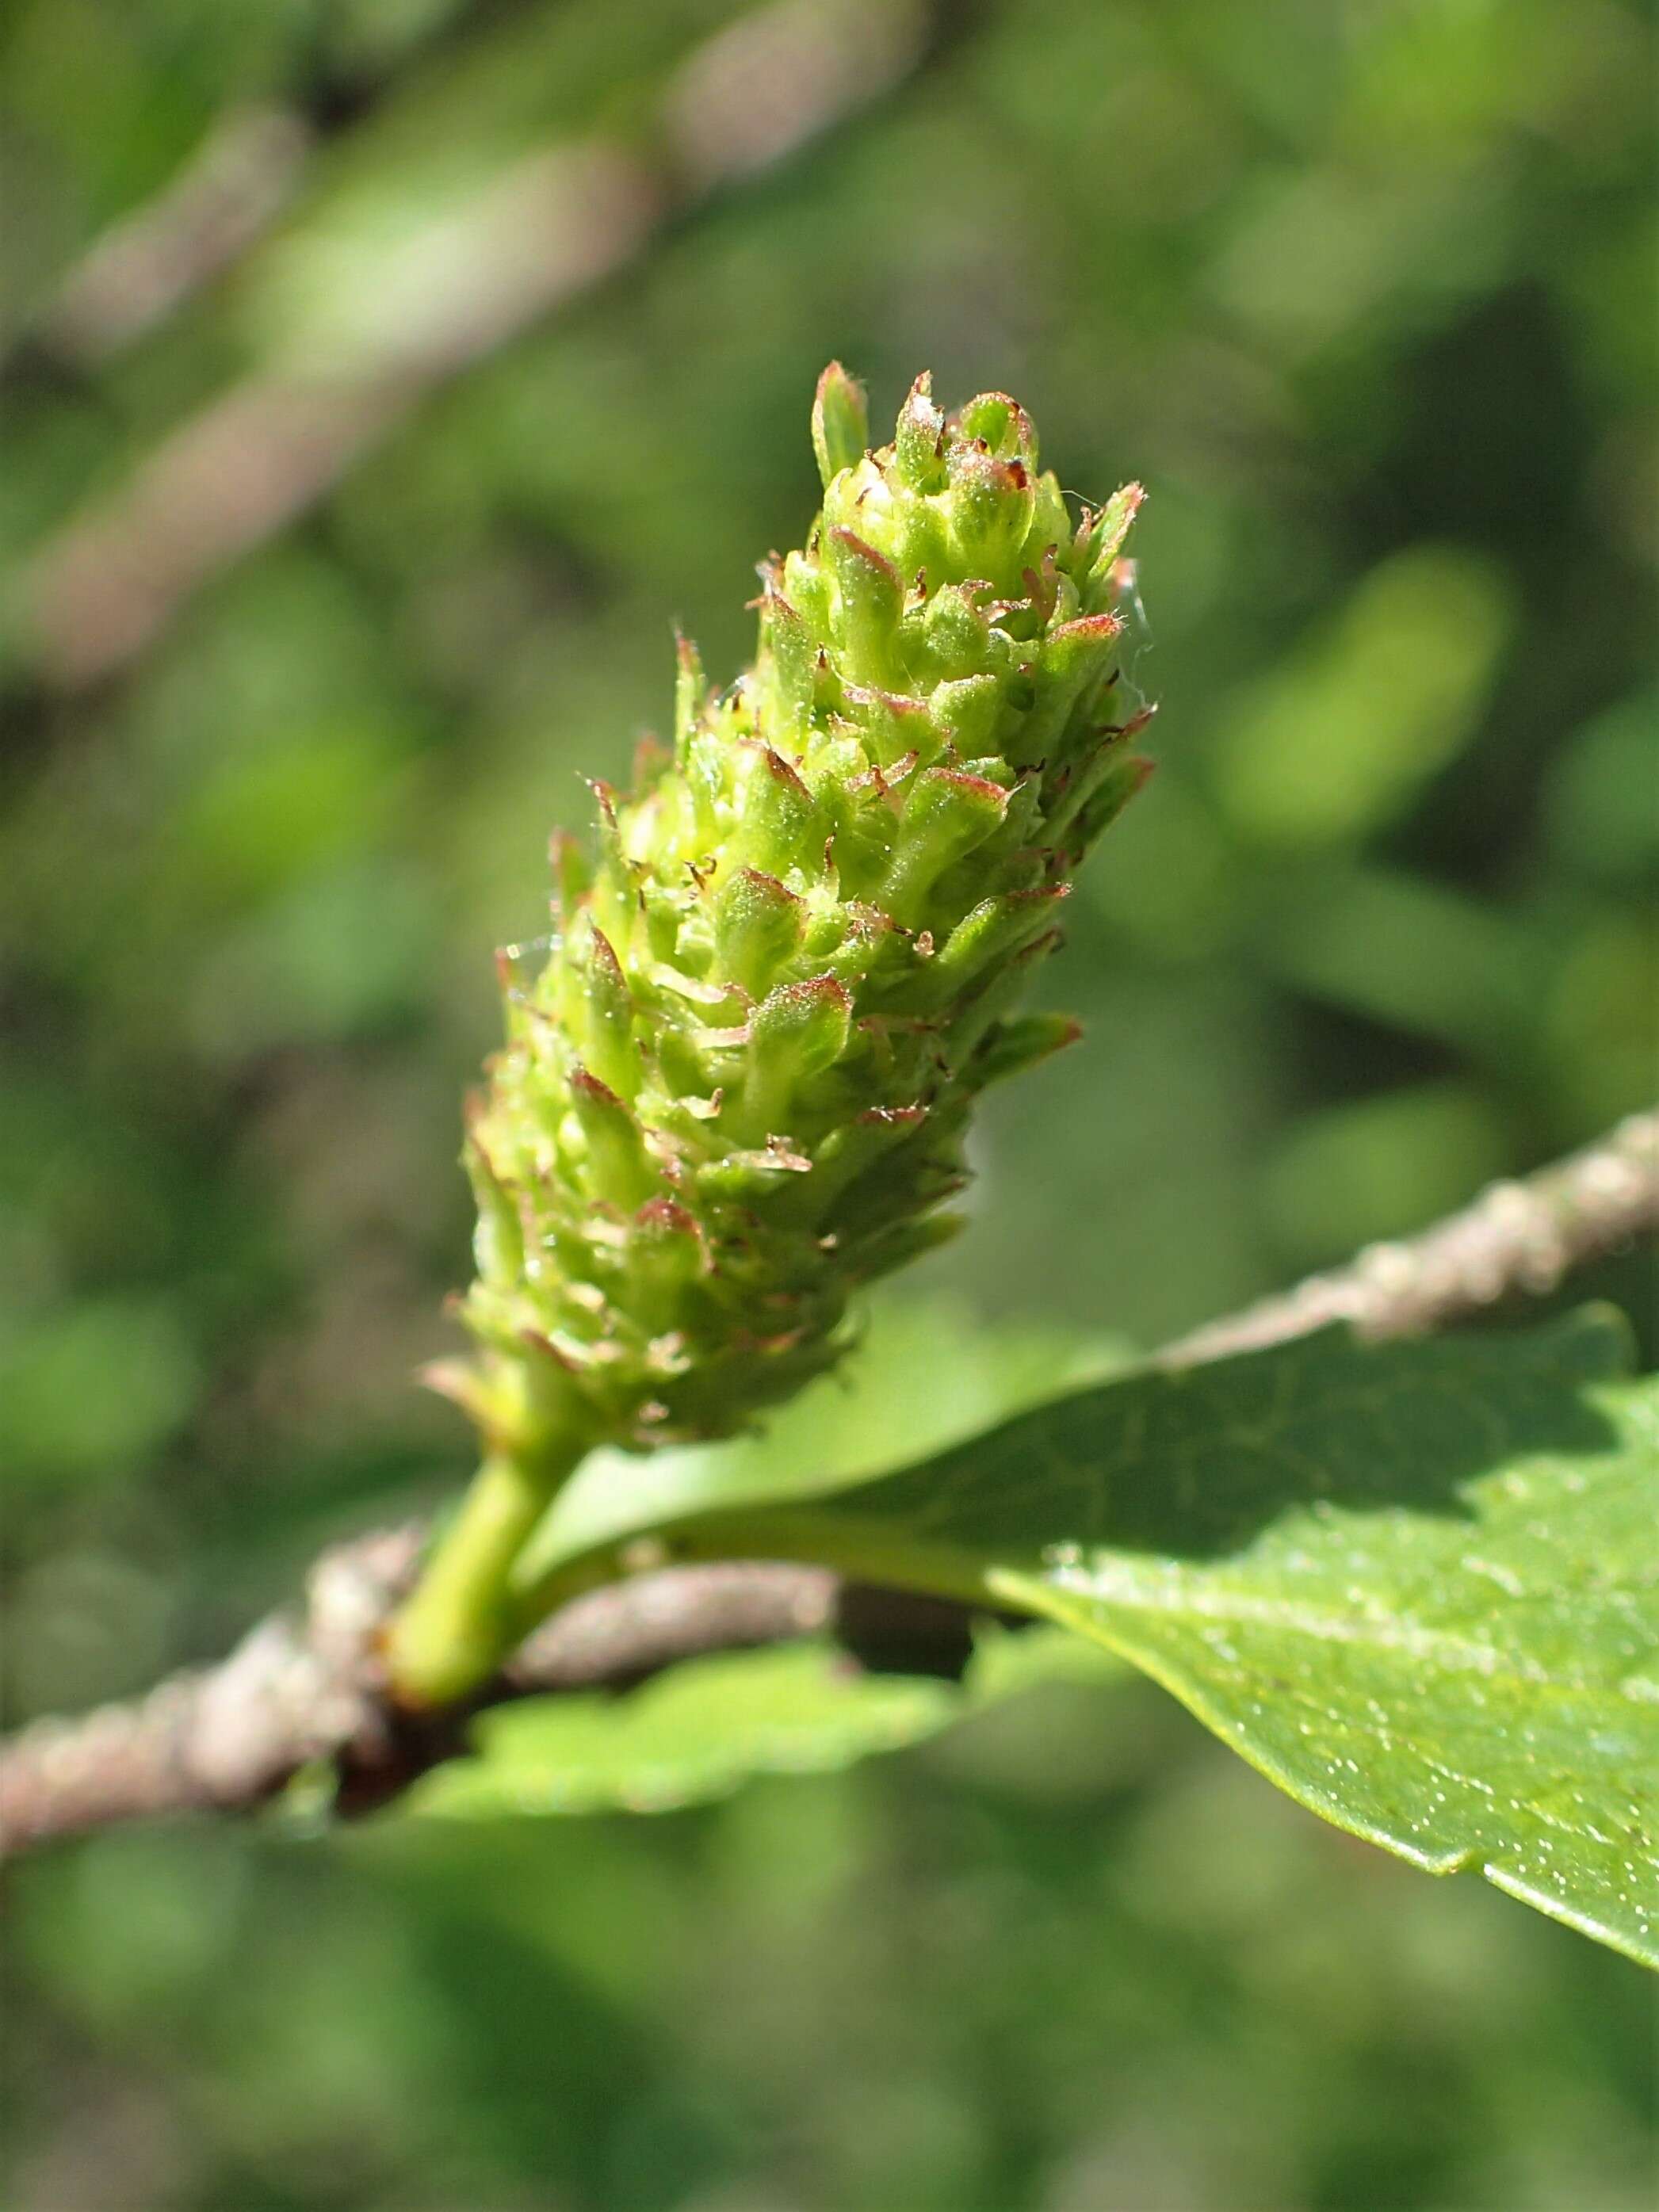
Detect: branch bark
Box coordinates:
(2, 1109, 1653, 1859)
(1162, 1106, 1659, 1364)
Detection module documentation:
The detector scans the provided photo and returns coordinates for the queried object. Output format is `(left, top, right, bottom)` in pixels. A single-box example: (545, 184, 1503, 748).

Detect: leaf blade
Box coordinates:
(403, 1629, 1130, 1821)
(658, 1312, 1658, 1962)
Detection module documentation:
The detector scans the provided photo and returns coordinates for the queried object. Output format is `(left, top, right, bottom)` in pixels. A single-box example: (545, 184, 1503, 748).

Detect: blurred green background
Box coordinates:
(2, 1, 1655, 2205)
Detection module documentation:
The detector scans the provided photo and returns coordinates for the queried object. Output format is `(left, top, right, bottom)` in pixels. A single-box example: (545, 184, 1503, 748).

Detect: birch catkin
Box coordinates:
(444, 367, 1150, 1473)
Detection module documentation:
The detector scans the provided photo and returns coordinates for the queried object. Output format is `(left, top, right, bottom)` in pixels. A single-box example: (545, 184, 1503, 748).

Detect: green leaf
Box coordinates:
(592, 1312, 1657, 1965)
(403, 1628, 1129, 1820)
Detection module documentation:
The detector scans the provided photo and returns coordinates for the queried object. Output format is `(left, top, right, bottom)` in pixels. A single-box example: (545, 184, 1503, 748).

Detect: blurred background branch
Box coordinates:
(26, 104, 315, 370)
(13, 0, 945, 690)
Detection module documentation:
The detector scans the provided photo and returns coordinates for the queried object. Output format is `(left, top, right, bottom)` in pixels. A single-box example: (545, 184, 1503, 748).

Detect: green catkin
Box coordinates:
(392, 366, 1149, 1701)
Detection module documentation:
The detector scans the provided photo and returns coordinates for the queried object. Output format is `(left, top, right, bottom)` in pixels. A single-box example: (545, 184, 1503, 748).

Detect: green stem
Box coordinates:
(385, 1446, 585, 1706)
(502, 1506, 996, 1654)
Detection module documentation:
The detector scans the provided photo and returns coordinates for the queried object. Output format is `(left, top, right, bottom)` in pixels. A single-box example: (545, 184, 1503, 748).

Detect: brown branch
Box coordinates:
(2, 1109, 1653, 1858)
(1162, 1106, 1659, 1366)
(17, 0, 944, 690)
(0, 1534, 838, 1851)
